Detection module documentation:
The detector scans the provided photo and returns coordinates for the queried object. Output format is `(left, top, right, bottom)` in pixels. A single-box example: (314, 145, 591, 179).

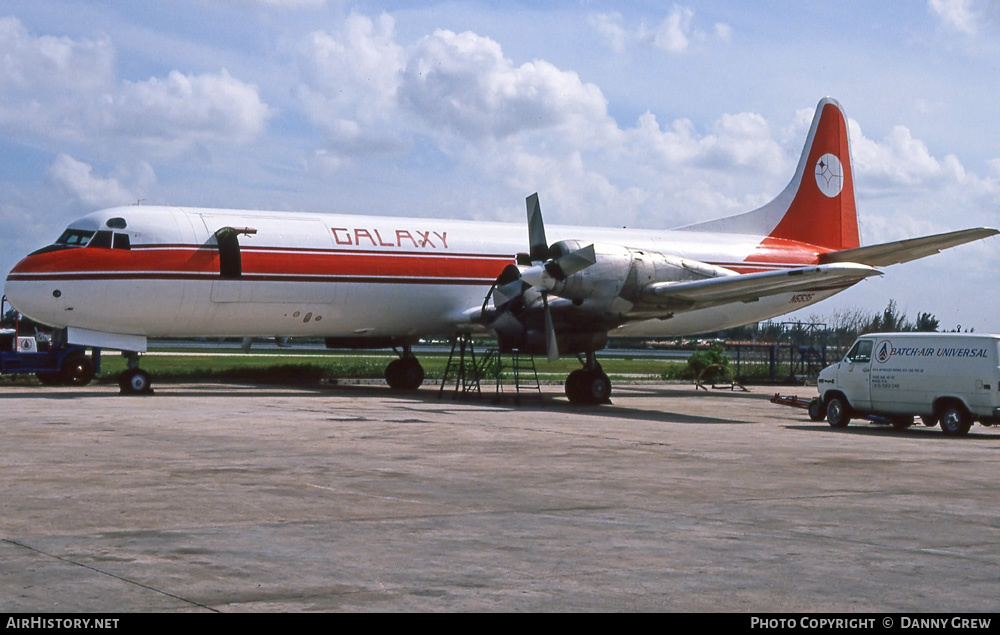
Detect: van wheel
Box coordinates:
(920, 415, 938, 428)
(808, 399, 826, 421)
(826, 397, 851, 428)
(939, 404, 972, 437)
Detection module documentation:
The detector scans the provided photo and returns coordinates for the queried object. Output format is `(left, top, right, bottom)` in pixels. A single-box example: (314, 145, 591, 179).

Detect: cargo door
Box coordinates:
(199, 215, 256, 303)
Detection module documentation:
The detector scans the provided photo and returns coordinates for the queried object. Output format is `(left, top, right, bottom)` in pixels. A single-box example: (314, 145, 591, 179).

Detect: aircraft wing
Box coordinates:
(643, 262, 881, 307)
(819, 228, 998, 267)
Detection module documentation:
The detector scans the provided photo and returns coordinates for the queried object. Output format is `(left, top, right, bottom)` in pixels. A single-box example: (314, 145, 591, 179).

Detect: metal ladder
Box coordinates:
(438, 334, 501, 399)
(495, 349, 541, 404)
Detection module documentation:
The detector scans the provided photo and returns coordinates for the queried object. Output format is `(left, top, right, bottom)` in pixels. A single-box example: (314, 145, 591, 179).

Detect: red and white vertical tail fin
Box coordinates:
(681, 97, 861, 252)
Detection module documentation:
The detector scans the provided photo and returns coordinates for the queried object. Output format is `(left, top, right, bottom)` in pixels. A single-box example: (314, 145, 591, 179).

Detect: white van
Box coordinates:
(815, 333, 1000, 436)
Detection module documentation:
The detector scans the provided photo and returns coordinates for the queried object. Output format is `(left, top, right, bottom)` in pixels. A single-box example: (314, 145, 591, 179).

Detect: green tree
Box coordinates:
(867, 299, 908, 333)
(913, 312, 940, 332)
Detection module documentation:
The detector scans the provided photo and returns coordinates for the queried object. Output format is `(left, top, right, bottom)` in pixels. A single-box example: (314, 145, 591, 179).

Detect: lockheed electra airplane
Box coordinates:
(4, 98, 997, 401)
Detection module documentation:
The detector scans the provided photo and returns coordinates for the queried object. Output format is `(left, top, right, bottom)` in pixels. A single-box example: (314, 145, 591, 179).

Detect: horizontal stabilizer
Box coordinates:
(644, 263, 881, 306)
(819, 227, 998, 267)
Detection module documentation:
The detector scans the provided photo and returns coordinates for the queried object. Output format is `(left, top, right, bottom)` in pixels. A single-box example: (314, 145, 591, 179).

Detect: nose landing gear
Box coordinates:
(564, 351, 611, 405)
(119, 352, 153, 395)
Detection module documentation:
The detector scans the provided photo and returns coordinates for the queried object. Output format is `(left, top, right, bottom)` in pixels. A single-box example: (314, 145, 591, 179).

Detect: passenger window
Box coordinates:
(88, 231, 113, 249)
(845, 340, 873, 364)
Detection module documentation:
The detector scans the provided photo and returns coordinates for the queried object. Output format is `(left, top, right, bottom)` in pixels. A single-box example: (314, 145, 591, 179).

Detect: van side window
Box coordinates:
(845, 340, 873, 364)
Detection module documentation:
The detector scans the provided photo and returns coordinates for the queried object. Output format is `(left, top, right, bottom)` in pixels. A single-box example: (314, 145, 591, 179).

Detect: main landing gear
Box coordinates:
(564, 351, 612, 405)
(384, 344, 424, 391)
(118, 351, 153, 395)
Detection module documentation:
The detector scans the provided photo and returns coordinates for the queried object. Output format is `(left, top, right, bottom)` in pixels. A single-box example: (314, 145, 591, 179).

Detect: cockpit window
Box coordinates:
(56, 229, 96, 246)
(86, 230, 132, 250)
(89, 231, 113, 249)
(106, 217, 127, 229)
(29, 227, 106, 256)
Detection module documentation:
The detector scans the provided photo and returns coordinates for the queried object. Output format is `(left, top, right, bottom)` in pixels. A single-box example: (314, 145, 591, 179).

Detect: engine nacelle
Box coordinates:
(481, 238, 737, 355)
(543, 240, 735, 318)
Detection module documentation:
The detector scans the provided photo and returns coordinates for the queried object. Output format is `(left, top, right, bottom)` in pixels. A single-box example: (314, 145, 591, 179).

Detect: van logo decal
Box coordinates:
(872, 339, 989, 363)
(875, 340, 892, 363)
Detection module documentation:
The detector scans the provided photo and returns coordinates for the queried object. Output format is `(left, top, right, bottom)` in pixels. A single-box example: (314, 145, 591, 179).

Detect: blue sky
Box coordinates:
(2, 0, 998, 332)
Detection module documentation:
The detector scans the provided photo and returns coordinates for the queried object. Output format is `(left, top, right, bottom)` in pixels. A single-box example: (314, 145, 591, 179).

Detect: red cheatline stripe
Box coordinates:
(6, 272, 496, 285)
(132, 243, 514, 259)
(10, 246, 514, 280)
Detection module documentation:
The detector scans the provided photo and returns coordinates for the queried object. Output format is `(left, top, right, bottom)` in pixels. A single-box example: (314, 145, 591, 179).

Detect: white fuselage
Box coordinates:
(5, 205, 838, 344)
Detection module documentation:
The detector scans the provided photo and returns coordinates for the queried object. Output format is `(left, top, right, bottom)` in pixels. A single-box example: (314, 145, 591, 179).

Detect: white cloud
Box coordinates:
(0, 16, 116, 143)
(47, 154, 155, 208)
(226, 0, 326, 6)
(0, 17, 270, 156)
(296, 13, 406, 153)
(588, 12, 628, 53)
(0, 16, 115, 93)
(398, 29, 611, 143)
(850, 121, 965, 190)
(620, 110, 786, 175)
(115, 70, 271, 147)
(650, 5, 694, 52)
(928, 0, 979, 35)
(702, 112, 786, 169)
(595, 5, 731, 54)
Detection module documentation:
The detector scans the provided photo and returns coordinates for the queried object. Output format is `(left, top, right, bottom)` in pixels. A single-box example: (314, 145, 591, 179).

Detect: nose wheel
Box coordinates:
(119, 352, 153, 395)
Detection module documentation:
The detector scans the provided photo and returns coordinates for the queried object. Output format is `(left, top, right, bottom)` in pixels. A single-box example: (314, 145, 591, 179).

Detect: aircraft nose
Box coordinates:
(4, 253, 66, 327)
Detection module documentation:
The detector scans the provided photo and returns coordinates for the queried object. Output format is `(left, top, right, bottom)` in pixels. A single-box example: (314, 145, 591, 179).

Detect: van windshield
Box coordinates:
(845, 340, 873, 364)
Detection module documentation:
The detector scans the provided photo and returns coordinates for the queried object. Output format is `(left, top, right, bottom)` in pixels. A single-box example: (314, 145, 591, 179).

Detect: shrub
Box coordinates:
(661, 343, 730, 381)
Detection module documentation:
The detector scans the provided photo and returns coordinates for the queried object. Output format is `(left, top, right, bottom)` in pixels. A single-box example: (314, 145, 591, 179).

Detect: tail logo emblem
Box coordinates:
(815, 153, 843, 198)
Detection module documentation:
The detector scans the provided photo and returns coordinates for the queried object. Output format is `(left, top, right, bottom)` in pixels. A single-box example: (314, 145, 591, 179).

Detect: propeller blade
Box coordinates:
(545, 244, 597, 281)
(543, 293, 559, 362)
(526, 193, 549, 262)
(492, 279, 527, 307)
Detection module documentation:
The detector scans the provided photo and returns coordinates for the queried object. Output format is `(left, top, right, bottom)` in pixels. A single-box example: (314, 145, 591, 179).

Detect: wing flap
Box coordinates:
(819, 228, 998, 267)
(643, 263, 881, 306)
